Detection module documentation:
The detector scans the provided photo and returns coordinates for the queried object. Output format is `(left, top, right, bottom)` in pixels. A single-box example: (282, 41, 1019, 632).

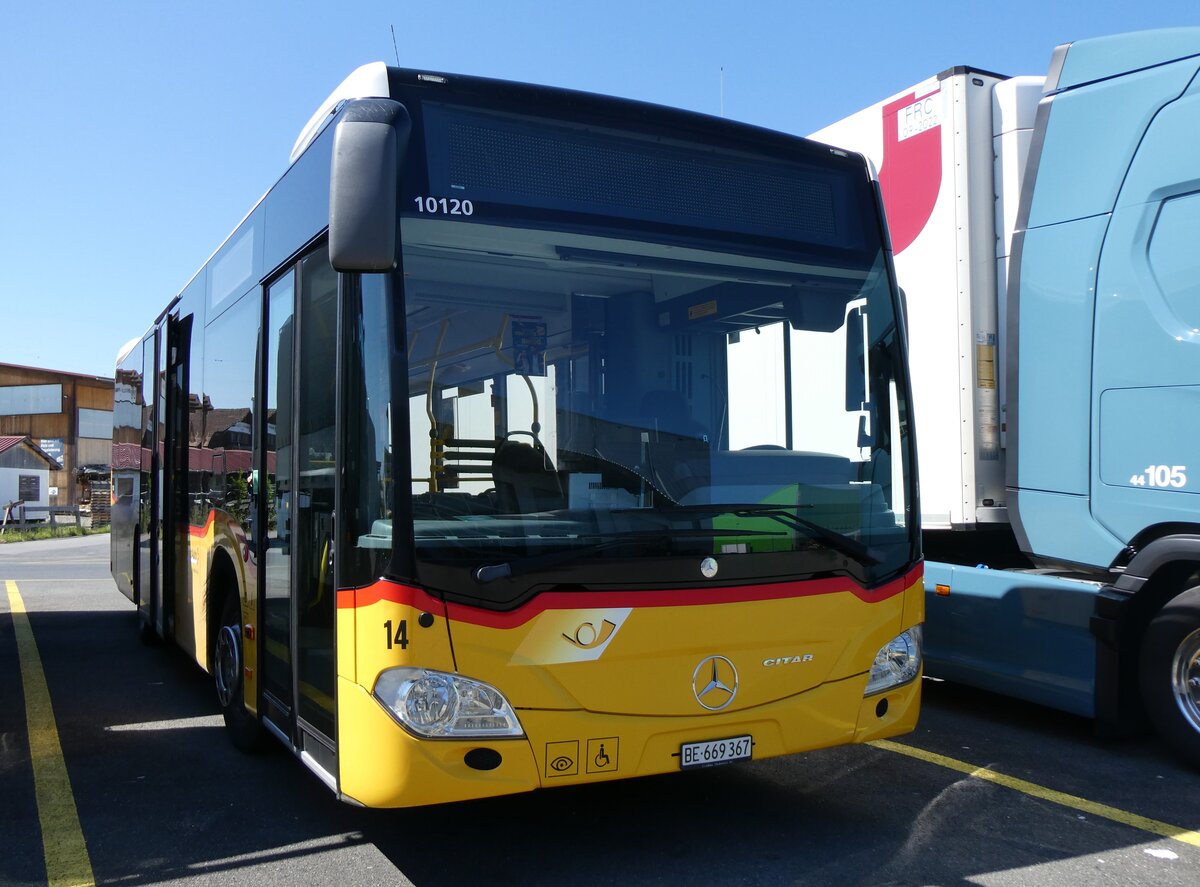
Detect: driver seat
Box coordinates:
(492, 440, 565, 513)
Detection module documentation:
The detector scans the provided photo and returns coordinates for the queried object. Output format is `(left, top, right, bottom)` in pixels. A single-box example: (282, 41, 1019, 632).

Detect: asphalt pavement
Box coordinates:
(2, 534, 1199, 886)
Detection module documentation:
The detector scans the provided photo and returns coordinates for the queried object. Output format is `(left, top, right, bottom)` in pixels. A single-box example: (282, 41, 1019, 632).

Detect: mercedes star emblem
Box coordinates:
(692, 655, 739, 711)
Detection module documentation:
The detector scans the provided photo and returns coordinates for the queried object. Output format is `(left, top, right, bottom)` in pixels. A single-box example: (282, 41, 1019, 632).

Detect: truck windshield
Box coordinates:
(388, 94, 915, 605)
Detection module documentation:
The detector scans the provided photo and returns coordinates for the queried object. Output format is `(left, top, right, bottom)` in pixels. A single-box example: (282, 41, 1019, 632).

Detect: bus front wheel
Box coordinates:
(1139, 586, 1200, 767)
(215, 594, 267, 752)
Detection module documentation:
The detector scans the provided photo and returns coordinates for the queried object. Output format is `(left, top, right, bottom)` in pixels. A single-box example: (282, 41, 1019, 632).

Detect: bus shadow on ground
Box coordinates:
(5, 606, 1197, 886)
(358, 678, 1200, 886)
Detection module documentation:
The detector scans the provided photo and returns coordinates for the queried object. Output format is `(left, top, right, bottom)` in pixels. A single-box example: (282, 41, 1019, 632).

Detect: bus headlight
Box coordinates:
(864, 627, 922, 696)
(373, 667, 525, 738)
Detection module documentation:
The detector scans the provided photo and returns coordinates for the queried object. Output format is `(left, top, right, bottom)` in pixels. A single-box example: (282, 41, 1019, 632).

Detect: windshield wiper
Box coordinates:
(613, 503, 882, 566)
(472, 527, 785, 583)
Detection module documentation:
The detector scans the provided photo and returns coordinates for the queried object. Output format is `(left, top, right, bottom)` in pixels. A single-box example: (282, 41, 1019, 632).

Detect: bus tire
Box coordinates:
(1139, 586, 1200, 767)
(215, 593, 268, 752)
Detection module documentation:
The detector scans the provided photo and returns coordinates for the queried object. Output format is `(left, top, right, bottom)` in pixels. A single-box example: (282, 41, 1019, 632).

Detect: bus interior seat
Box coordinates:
(492, 439, 565, 513)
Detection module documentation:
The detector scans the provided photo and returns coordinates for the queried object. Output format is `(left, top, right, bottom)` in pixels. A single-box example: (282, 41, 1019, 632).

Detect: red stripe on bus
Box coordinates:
(338, 583, 445, 613)
(188, 511, 217, 538)
(338, 565, 921, 629)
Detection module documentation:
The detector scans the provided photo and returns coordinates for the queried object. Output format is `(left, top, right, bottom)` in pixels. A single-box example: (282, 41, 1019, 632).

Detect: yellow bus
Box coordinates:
(111, 64, 923, 807)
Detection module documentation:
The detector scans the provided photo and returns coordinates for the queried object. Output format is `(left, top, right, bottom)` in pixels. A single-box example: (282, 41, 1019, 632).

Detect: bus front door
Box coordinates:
(258, 252, 339, 787)
(261, 270, 296, 740)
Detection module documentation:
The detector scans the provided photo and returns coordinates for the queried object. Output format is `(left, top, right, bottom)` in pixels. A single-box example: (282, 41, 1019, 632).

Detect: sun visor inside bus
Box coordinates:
(656, 283, 853, 333)
(329, 98, 412, 272)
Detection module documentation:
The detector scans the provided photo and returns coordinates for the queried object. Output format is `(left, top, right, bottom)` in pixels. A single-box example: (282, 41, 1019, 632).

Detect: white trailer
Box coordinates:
(810, 69, 1043, 530)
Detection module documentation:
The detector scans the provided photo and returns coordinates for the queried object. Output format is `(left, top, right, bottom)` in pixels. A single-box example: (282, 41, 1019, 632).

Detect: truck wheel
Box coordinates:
(214, 594, 268, 752)
(1139, 587, 1200, 766)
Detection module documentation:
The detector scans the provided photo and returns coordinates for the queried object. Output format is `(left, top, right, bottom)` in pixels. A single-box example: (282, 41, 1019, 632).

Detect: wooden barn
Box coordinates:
(0, 363, 114, 512)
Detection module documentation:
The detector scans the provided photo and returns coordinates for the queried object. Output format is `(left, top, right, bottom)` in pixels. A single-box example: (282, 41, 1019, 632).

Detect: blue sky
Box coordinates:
(2, 1, 1196, 378)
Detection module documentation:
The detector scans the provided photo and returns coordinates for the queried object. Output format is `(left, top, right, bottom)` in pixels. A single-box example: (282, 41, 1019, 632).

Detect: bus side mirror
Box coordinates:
(845, 306, 868, 411)
(329, 98, 412, 272)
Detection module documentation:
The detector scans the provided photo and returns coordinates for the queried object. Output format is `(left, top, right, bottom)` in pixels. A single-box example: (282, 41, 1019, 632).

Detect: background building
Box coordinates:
(0, 363, 114, 515)
(0, 435, 62, 522)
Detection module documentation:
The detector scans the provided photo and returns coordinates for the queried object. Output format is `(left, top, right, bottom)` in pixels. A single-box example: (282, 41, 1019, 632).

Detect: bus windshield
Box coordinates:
(382, 94, 914, 603)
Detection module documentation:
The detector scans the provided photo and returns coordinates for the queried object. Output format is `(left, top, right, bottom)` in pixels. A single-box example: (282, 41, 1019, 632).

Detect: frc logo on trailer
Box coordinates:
(879, 87, 942, 254)
(897, 93, 940, 141)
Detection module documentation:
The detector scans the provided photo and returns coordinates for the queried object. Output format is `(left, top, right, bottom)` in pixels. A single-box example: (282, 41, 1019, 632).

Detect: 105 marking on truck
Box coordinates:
(1128, 465, 1188, 489)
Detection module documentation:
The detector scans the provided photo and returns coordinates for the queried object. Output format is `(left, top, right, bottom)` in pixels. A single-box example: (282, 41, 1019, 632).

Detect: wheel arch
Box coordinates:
(206, 545, 243, 674)
(1093, 532, 1200, 734)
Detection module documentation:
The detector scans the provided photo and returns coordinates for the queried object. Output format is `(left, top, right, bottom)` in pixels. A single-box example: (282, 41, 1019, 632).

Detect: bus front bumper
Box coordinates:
(335, 671, 920, 808)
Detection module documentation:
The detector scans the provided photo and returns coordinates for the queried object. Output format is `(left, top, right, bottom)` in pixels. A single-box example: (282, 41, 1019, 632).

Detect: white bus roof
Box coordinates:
(289, 62, 391, 163)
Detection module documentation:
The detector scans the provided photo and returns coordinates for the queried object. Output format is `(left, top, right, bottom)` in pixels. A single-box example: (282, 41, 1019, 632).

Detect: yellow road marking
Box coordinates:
(872, 738, 1200, 849)
(6, 580, 96, 886)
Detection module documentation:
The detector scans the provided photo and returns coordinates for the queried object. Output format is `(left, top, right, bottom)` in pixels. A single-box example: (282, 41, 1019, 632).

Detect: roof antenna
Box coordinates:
(390, 25, 400, 66)
(720, 67, 725, 117)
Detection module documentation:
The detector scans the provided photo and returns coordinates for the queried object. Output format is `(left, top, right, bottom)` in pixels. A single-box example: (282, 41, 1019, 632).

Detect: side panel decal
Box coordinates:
(879, 88, 943, 254)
